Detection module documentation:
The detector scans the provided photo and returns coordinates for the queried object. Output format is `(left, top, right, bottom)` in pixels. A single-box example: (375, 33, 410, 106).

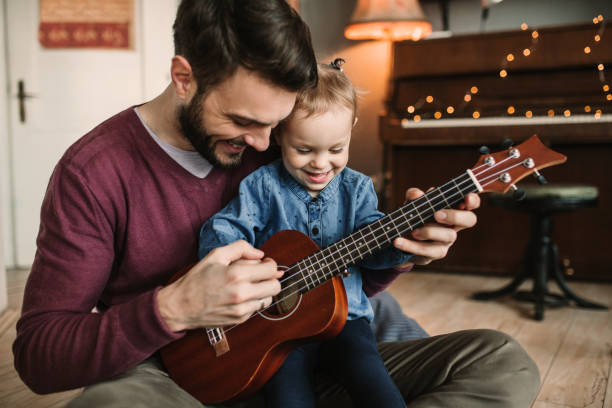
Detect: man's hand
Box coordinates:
(392, 188, 480, 267)
(157, 240, 283, 332)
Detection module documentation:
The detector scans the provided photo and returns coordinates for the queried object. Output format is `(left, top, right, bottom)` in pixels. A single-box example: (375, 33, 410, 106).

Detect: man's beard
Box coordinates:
(178, 94, 245, 169)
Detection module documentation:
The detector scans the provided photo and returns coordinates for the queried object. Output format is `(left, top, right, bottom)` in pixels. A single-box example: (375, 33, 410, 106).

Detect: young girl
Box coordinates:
(199, 59, 410, 408)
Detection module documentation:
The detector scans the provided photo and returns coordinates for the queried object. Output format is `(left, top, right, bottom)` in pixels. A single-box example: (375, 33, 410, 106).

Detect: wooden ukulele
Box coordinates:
(160, 135, 566, 404)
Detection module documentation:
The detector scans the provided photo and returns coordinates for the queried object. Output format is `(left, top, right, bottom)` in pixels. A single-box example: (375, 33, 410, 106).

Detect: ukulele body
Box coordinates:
(160, 230, 348, 404)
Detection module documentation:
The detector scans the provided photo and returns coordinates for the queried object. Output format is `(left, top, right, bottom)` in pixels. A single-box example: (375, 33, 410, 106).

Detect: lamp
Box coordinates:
(344, 0, 432, 41)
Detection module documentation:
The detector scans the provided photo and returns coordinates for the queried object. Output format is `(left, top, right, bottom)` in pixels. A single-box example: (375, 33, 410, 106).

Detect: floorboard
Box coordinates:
(1, 269, 611, 407)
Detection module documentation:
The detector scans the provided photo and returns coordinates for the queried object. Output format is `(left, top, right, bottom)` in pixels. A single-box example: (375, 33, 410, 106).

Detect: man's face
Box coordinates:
(179, 67, 297, 168)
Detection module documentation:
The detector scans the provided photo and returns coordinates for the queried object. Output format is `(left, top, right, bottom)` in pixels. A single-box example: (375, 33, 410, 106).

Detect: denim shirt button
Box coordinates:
(312, 227, 319, 235)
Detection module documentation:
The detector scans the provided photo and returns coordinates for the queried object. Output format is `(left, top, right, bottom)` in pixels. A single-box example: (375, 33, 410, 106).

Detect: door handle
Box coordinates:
(17, 79, 37, 123)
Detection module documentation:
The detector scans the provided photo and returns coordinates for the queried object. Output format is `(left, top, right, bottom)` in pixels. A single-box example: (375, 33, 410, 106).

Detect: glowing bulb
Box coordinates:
(595, 111, 602, 119)
(472, 111, 480, 119)
(523, 49, 531, 57)
(499, 69, 508, 78)
(531, 31, 539, 39)
(604, 85, 610, 92)
(506, 53, 515, 62)
(426, 95, 434, 103)
(593, 17, 599, 24)
(563, 109, 571, 117)
(598, 64, 605, 71)
(607, 94, 612, 101)
(464, 94, 472, 102)
(595, 34, 601, 42)
(521, 23, 528, 30)
(598, 14, 604, 22)
(547, 109, 555, 117)
(434, 111, 442, 119)
(507, 106, 515, 115)
(407, 105, 415, 113)
(446, 106, 455, 114)
(401, 118, 410, 128)
(413, 115, 421, 122)
(584, 105, 591, 113)
(470, 86, 479, 94)
(525, 110, 533, 118)
(596, 109, 603, 115)
(584, 46, 591, 54)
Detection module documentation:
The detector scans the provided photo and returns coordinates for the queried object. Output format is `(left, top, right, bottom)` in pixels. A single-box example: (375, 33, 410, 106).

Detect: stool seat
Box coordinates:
(474, 183, 607, 320)
(488, 183, 598, 213)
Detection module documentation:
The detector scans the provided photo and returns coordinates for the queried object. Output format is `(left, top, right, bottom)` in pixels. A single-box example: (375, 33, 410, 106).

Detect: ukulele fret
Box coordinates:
(304, 256, 318, 290)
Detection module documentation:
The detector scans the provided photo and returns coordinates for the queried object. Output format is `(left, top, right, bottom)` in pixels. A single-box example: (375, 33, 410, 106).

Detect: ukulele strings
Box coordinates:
(272, 155, 516, 294)
(265, 156, 519, 313)
(219, 154, 521, 334)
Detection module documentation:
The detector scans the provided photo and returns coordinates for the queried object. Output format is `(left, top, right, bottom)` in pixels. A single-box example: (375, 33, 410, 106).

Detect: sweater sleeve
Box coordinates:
(12, 163, 183, 394)
(198, 169, 270, 258)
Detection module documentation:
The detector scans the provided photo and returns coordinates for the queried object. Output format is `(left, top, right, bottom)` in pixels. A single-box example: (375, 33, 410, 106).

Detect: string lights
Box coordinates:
(401, 15, 609, 127)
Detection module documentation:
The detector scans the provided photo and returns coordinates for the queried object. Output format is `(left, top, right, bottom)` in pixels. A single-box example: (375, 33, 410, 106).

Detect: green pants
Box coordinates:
(67, 329, 540, 408)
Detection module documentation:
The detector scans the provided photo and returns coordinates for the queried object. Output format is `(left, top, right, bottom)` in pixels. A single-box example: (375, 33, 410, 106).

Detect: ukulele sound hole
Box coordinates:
(271, 266, 300, 315)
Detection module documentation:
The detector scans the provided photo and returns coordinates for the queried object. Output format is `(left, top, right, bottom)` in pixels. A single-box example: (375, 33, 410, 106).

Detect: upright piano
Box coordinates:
(379, 22, 612, 281)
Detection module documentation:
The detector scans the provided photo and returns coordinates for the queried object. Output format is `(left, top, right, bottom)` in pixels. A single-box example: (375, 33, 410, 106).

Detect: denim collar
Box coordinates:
(277, 160, 342, 204)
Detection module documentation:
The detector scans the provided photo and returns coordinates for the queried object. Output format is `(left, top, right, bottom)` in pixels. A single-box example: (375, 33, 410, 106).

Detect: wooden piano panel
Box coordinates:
(392, 68, 606, 118)
(384, 138, 612, 281)
(380, 22, 612, 281)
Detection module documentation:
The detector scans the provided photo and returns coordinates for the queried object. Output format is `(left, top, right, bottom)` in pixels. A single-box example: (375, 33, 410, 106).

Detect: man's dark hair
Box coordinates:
(173, 0, 318, 94)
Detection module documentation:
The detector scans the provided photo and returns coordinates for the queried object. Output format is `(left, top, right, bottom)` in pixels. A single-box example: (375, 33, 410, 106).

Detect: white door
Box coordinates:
(3, 0, 176, 268)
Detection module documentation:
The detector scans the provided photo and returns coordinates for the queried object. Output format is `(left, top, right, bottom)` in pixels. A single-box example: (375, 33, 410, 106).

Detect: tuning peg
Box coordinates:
(534, 169, 547, 185)
(501, 138, 514, 149)
(510, 184, 526, 201)
(513, 188, 526, 201)
(479, 145, 490, 155)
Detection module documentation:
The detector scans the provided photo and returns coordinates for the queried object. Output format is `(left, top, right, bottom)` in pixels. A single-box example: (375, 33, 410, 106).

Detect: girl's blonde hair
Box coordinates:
(293, 59, 358, 122)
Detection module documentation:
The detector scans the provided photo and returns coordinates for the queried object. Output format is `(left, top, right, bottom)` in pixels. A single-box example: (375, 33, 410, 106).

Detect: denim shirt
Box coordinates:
(199, 159, 413, 322)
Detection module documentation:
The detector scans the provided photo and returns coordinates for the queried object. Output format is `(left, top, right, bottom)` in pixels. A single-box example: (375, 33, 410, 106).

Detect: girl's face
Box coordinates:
(278, 106, 353, 197)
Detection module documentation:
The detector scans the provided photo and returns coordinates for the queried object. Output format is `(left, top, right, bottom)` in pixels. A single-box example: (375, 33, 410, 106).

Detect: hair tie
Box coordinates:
(330, 58, 345, 72)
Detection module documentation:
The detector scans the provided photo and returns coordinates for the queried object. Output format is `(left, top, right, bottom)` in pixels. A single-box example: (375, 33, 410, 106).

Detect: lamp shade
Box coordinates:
(344, 0, 432, 41)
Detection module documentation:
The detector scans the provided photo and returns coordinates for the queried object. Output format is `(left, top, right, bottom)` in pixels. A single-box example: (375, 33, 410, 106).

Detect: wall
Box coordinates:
(1, 0, 177, 269)
(0, 0, 9, 312)
(300, 0, 612, 181)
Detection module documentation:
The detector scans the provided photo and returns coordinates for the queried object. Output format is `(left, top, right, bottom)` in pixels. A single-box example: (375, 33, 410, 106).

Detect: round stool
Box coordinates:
(472, 183, 608, 320)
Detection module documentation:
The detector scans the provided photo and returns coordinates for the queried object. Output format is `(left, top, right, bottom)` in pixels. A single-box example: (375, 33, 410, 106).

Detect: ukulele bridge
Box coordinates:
(206, 327, 230, 357)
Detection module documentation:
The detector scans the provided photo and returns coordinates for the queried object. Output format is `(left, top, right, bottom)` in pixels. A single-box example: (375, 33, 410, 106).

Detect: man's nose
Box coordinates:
(244, 127, 271, 152)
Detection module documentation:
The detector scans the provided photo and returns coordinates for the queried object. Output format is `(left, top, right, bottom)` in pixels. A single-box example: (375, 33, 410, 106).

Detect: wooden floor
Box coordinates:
(1, 268, 611, 407)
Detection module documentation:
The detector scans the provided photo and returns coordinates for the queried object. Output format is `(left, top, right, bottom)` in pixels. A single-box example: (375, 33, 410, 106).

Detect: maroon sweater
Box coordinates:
(13, 107, 400, 394)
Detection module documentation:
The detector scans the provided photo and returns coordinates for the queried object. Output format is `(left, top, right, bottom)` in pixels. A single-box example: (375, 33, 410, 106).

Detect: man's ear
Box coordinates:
(171, 56, 196, 101)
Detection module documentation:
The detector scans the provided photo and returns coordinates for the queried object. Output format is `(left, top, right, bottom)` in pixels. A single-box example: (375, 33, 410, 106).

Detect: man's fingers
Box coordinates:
(393, 236, 450, 262)
(405, 189, 480, 212)
(251, 295, 273, 313)
(229, 257, 282, 282)
(205, 240, 264, 265)
(409, 223, 457, 245)
(433, 208, 477, 231)
(405, 187, 424, 202)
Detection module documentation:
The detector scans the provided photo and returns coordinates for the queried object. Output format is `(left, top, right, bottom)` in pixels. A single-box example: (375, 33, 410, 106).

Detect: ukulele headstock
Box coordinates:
(470, 135, 567, 194)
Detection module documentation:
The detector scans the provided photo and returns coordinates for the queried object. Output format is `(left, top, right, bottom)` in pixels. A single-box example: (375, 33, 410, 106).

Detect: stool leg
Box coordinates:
(512, 216, 568, 320)
(514, 215, 549, 320)
(471, 267, 528, 300)
(549, 244, 608, 310)
(533, 229, 547, 321)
